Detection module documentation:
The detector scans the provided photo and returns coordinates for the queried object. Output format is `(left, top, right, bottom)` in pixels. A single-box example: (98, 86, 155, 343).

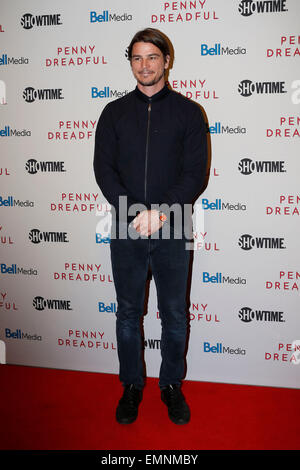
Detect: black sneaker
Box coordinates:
(161, 384, 190, 424)
(116, 384, 143, 424)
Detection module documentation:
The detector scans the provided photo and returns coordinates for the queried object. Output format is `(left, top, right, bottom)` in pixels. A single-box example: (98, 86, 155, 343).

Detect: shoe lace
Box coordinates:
(167, 385, 184, 410)
(122, 385, 140, 408)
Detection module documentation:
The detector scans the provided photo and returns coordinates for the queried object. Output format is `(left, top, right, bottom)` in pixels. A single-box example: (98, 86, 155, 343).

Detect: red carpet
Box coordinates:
(0, 364, 299, 450)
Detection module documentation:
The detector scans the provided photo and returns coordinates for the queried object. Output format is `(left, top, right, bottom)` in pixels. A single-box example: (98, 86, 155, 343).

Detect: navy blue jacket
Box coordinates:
(93, 84, 207, 223)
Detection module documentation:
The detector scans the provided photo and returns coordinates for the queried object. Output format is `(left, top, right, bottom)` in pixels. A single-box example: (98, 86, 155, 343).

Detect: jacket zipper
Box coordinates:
(144, 100, 152, 201)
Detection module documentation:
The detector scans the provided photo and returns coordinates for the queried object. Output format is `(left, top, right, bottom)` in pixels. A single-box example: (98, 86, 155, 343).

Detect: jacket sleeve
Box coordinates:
(160, 105, 208, 207)
(93, 104, 139, 217)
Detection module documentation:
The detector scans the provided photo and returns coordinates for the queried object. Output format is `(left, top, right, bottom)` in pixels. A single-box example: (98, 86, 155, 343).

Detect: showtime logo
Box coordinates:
(33, 296, 72, 311)
(238, 234, 286, 250)
(151, 0, 219, 23)
(238, 158, 286, 174)
(25, 159, 66, 174)
(29, 229, 69, 244)
(238, 0, 288, 16)
(238, 79, 286, 97)
(200, 43, 246, 56)
(23, 87, 64, 103)
(144, 339, 161, 350)
(20, 13, 62, 29)
(239, 306, 284, 323)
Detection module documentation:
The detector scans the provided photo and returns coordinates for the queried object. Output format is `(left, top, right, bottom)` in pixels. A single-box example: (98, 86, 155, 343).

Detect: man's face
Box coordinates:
(130, 41, 170, 88)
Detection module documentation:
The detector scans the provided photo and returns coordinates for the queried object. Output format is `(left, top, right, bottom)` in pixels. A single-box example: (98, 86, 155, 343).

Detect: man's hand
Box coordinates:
(133, 210, 165, 237)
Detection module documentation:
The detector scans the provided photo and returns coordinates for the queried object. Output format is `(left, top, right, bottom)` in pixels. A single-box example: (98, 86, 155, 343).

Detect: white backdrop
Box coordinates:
(1, 0, 299, 388)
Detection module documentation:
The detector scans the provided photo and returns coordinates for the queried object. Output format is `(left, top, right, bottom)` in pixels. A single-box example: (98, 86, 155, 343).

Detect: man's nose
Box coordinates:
(141, 58, 150, 69)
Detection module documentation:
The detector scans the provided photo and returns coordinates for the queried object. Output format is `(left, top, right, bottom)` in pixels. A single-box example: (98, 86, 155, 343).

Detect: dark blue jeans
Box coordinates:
(110, 221, 191, 390)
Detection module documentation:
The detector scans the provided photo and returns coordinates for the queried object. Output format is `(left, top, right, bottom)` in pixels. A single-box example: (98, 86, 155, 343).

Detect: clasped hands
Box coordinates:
(132, 210, 165, 237)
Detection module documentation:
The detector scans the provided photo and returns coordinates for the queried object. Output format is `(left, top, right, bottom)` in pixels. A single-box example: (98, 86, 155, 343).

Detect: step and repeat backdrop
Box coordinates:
(0, 0, 299, 388)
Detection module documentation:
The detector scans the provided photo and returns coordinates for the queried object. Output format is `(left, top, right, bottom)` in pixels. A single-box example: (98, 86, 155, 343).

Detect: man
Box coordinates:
(94, 28, 207, 425)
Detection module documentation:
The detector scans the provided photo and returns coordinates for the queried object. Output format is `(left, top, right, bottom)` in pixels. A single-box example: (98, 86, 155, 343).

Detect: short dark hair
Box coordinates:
(127, 28, 171, 61)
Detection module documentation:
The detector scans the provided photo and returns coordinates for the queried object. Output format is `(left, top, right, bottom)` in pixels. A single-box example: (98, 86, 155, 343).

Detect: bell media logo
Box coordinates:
(0, 195, 34, 207)
(91, 86, 129, 99)
(5, 328, 42, 341)
(0, 126, 31, 138)
(200, 43, 246, 56)
(98, 302, 116, 313)
(203, 341, 246, 355)
(20, 13, 62, 29)
(1, 263, 37, 276)
(96, 234, 111, 244)
(202, 198, 246, 211)
(0, 53, 29, 66)
(238, 0, 288, 16)
(238, 80, 287, 97)
(90, 11, 132, 23)
(203, 272, 246, 285)
(206, 122, 246, 135)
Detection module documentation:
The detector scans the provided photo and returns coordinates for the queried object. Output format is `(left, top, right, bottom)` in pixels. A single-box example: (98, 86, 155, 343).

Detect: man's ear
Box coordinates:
(164, 54, 170, 69)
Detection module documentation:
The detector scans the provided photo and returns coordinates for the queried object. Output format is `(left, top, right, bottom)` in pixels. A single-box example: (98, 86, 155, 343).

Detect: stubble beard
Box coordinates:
(136, 69, 165, 87)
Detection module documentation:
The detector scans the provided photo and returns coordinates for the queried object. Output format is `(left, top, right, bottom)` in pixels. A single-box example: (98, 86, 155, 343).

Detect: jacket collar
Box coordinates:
(134, 84, 170, 103)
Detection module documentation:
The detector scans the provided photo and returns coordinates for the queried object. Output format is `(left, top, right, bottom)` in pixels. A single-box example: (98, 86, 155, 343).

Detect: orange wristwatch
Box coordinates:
(159, 211, 167, 222)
